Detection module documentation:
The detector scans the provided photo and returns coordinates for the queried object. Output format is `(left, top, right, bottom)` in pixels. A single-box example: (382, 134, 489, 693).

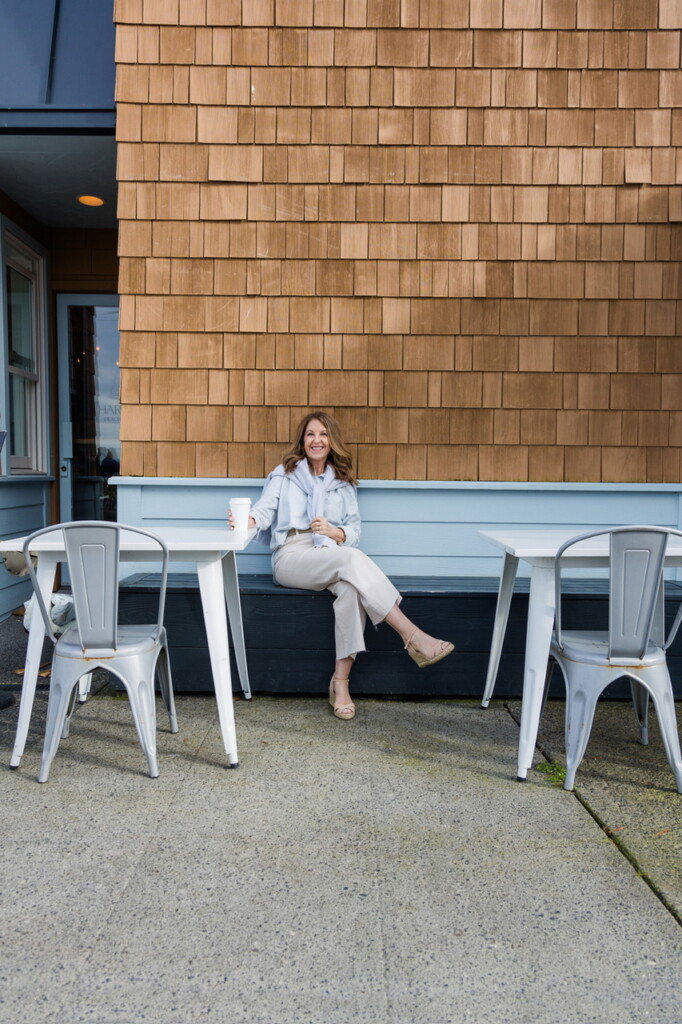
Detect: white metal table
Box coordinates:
(0, 525, 256, 770)
(479, 528, 682, 781)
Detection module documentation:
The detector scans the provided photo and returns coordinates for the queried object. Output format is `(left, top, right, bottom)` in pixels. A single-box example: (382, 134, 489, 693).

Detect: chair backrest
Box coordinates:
(23, 521, 169, 653)
(64, 523, 120, 648)
(554, 526, 682, 660)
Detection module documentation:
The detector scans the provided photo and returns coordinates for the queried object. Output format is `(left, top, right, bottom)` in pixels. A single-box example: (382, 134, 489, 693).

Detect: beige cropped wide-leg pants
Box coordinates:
(273, 533, 401, 660)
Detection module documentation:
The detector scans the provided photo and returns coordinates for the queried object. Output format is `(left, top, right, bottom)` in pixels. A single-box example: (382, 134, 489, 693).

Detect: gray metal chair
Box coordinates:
(549, 526, 682, 793)
(22, 522, 178, 783)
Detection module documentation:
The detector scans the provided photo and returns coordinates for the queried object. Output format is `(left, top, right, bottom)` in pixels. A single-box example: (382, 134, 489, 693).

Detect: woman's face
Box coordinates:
(303, 418, 331, 466)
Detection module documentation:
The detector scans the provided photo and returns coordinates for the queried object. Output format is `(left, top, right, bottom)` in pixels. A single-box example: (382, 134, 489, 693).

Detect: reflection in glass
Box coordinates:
(9, 374, 29, 457)
(68, 306, 120, 520)
(7, 266, 35, 372)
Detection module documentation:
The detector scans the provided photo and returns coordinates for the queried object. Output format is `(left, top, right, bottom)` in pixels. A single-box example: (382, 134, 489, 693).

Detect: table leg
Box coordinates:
(481, 554, 519, 708)
(10, 558, 57, 768)
(222, 551, 252, 700)
(516, 564, 556, 780)
(197, 557, 239, 767)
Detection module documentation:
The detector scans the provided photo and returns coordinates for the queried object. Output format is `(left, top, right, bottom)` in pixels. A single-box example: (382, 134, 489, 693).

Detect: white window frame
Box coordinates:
(0, 224, 48, 475)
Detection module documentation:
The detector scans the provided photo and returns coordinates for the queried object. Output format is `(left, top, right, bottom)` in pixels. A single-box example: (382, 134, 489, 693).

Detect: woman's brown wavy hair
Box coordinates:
(281, 411, 357, 485)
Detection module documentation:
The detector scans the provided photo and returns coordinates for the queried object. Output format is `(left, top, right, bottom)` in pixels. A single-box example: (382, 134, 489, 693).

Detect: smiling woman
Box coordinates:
(228, 410, 454, 720)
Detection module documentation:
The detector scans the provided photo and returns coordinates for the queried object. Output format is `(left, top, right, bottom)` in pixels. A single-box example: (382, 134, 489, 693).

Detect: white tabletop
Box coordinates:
(479, 528, 682, 562)
(0, 526, 257, 555)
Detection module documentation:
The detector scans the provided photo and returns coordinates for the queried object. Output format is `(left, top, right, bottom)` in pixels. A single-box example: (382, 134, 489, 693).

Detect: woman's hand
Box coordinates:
(311, 517, 345, 544)
(228, 511, 256, 530)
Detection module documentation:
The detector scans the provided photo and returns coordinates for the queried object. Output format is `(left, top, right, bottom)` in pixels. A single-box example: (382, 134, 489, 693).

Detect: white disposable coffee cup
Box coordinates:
(230, 497, 252, 532)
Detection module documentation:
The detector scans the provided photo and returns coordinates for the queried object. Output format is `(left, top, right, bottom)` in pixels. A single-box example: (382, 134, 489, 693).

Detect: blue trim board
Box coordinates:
(0, 478, 51, 619)
(113, 477, 682, 580)
(0, 113, 115, 130)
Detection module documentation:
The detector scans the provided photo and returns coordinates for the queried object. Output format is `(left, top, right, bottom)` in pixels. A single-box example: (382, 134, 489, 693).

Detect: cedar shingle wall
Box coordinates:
(114, 0, 682, 482)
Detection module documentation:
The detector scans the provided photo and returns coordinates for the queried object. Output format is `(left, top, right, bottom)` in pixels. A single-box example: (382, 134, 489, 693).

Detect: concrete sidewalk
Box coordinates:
(528, 699, 682, 922)
(1, 609, 682, 1024)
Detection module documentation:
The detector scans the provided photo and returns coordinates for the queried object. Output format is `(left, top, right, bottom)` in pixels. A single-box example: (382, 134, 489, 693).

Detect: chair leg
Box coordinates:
(38, 662, 82, 783)
(156, 638, 178, 734)
(629, 679, 649, 746)
(77, 672, 93, 704)
(636, 667, 682, 794)
(60, 683, 79, 740)
(113, 654, 160, 779)
(561, 662, 604, 791)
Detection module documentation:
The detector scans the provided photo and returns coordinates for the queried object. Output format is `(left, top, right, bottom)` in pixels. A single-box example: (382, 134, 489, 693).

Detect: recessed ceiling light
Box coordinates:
(77, 195, 105, 207)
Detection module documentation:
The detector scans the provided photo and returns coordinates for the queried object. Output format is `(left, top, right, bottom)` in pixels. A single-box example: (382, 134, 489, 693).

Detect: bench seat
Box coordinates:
(118, 574, 682, 698)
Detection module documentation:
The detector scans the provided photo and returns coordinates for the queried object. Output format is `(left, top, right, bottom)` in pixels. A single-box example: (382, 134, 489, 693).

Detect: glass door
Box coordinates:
(57, 295, 120, 522)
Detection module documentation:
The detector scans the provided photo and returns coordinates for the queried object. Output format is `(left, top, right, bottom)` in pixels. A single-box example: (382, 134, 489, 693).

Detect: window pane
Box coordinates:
(9, 374, 30, 457)
(4, 235, 44, 473)
(7, 265, 35, 373)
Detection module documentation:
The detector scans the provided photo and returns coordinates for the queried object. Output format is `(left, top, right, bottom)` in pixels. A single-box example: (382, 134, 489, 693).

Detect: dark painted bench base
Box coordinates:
(119, 574, 682, 698)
